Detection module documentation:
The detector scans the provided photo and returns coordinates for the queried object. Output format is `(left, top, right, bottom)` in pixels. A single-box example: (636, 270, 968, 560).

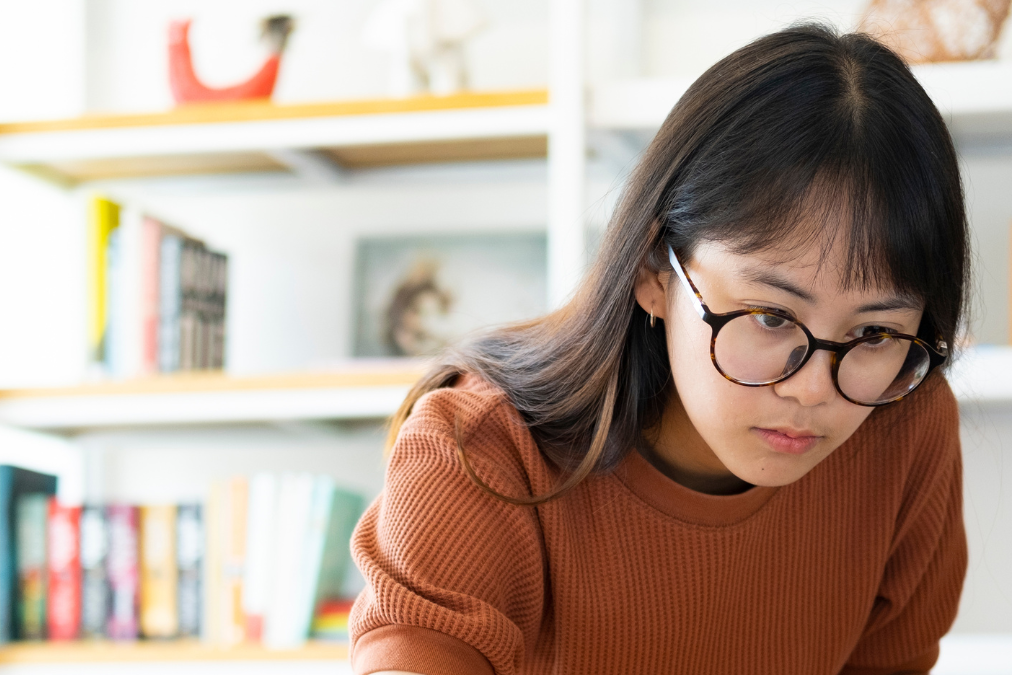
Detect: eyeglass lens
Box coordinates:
(712, 312, 930, 404)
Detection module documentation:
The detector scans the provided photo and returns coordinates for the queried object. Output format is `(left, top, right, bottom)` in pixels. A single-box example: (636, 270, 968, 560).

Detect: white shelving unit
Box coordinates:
(0, 1, 1009, 669)
(590, 61, 1012, 143)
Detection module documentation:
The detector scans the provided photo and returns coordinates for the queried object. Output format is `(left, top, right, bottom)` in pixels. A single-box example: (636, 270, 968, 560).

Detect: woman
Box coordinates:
(350, 23, 968, 675)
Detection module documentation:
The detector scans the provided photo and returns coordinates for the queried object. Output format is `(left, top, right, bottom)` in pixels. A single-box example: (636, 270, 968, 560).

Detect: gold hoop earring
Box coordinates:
(650, 309, 656, 328)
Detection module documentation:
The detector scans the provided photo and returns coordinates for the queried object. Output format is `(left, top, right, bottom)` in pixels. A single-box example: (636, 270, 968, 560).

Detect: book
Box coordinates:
(264, 473, 315, 649)
(159, 230, 184, 373)
(219, 478, 247, 645)
(139, 216, 162, 375)
(312, 487, 364, 612)
(106, 505, 139, 640)
(203, 481, 223, 644)
(79, 505, 109, 638)
(87, 196, 120, 368)
(0, 466, 57, 643)
(242, 473, 276, 642)
(107, 208, 162, 379)
(311, 598, 354, 642)
(46, 501, 81, 641)
(176, 504, 202, 638)
(293, 476, 335, 644)
(15, 494, 48, 640)
(140, 505, 178, 638)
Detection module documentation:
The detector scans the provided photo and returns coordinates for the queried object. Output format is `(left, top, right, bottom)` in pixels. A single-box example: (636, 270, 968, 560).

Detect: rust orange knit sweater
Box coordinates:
(350, 372, 966, 675)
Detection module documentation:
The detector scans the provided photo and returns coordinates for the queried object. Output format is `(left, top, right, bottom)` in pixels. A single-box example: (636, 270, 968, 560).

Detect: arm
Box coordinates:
(349, 388, 548, 675)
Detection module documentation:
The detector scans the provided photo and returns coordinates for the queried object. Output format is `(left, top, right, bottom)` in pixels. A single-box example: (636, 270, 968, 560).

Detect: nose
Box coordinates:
(772, 348, 837, 407)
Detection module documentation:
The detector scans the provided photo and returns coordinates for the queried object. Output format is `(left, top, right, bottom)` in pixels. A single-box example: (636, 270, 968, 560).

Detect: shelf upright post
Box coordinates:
(547, 0, 587, 308)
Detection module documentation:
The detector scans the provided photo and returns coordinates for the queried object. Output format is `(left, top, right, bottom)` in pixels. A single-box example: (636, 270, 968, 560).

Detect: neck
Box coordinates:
(642, 394, 752, 496)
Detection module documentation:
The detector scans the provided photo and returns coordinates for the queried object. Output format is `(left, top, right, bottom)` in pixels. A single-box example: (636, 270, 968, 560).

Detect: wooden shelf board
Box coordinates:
(0, 640, 348, 664)
(0, 90, 549, 135)
(0, 365, 427, 400)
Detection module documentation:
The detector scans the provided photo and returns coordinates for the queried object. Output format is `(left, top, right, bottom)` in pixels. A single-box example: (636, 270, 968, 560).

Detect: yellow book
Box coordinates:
(139, 505, 178, 638)
(220, 477, 248, 645)
(87, 196, 120, 364)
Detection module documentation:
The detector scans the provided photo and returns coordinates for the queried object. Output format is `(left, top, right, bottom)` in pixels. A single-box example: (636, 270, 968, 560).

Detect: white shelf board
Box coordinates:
(947, 345, 1012, 404)
(0, 106, 550, 164)
(590, 61, 1012, 144)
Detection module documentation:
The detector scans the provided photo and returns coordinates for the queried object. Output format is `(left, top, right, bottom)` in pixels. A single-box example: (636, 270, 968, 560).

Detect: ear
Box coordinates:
(633, 265, 668, 320)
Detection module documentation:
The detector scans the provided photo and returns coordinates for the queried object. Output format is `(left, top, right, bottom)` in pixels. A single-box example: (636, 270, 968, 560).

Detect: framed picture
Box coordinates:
(353, 232, 547, 357)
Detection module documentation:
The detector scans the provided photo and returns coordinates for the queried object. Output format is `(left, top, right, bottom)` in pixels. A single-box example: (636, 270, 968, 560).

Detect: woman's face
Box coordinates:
(638, 238, 925, 490)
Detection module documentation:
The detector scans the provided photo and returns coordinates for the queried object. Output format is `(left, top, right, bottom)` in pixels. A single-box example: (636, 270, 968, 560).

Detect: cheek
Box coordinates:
(665, 294, 755, 427)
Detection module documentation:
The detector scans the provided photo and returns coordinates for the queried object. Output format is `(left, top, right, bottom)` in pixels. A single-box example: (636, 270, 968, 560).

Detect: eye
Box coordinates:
(853, 325, 897, 343)
(750, 310, 794, 330)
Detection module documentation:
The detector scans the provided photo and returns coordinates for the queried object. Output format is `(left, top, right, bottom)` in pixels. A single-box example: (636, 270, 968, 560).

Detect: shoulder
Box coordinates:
(848, 370, 962, 527)
(859, 370, 959, 461)
(392, 372, 557, 502)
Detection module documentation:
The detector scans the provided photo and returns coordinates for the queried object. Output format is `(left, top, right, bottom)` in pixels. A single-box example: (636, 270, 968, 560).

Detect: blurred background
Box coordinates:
(0, 0, 1009, 673)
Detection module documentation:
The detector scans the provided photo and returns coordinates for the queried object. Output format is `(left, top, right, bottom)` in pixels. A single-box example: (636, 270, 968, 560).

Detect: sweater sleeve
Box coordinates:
(840, 381, 968, 675)
(349, 387, 548, 675)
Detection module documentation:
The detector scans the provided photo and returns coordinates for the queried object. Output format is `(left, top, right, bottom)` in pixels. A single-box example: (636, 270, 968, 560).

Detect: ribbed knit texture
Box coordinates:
(350, 372, 967, 675)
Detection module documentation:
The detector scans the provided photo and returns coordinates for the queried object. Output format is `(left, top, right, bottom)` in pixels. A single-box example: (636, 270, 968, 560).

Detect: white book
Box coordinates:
(107, 207, 143, 379)
(293, 475, 335, 642)
(242, 472, 277, 642)
(263, 473, 315, 649)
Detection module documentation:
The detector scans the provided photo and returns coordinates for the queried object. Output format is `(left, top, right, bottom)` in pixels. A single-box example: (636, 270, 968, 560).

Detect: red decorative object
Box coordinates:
(168, 16, 294, 104)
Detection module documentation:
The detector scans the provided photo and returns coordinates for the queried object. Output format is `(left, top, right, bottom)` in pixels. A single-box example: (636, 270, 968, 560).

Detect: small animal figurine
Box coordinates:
(168, 15, 295, 104)
(363, 0, 486, 97)
(859, 0, 1011, 63)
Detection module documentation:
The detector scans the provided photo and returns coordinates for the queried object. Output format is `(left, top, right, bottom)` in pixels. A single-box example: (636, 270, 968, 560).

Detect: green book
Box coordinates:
(16, 494, 49, 640)
(313, 488, 364, 610)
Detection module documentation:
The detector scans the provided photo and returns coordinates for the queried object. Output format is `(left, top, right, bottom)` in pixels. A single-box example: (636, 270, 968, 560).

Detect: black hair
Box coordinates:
(391, 23, 969, 505)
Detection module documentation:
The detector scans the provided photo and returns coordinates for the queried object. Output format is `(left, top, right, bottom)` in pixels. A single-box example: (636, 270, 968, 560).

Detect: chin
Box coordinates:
(728, 455, 820, 488)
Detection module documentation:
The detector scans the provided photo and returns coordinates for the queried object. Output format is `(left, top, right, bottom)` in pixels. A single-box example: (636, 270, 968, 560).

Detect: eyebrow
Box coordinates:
(738, 268, 924, 313)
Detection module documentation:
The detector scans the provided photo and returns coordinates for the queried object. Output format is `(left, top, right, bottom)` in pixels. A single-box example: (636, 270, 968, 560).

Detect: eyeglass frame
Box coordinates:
(665, 244, 948, 407)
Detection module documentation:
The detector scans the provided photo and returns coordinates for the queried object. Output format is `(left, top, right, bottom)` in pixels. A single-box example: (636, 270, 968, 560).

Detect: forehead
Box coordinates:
(690, 238, 916, 305)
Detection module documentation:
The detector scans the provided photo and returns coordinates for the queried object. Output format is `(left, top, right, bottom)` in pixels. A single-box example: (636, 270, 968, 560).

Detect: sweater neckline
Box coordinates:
(614, 447, 781, 527)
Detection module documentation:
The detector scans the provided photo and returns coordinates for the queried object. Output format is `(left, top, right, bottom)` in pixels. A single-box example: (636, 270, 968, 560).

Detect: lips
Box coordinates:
(752, 427, 822, 455)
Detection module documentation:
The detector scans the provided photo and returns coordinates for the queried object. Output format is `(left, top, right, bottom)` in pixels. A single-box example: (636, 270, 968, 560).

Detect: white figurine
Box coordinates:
(363, 0, 486, 97)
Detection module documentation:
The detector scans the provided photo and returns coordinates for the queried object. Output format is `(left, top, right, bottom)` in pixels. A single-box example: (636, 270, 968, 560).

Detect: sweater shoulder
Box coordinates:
(394, 372, 556, 500)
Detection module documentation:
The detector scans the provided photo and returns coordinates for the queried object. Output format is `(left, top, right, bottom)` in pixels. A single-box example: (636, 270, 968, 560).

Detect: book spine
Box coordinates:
(87, 197, 120, 369)
(214, 252, 228, 369)
(104, 226, 121, 375)
(264, 473, 315, 649)
(46, 501, 81, 641)
(313, 488, 365, 607)
(158, 233, 183, 373)
(106, 505, 139, 640)
(203, 482, 223, 644)
(15, 494, 48, 640)
(176, 504, 202, 638)
(79, 505, 108, 638)
(140, 505, 178, 638)
(242, 473, 276, 642)
(139, 217, 162, 376)
(220, 477, 247, 645)
(179, 240, 198, 371)
(295, 476, 335, 642)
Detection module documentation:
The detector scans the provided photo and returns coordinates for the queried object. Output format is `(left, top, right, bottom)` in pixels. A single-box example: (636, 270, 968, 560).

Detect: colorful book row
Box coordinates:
(88, 196, 229, 379)
(1, 468, 363, 648)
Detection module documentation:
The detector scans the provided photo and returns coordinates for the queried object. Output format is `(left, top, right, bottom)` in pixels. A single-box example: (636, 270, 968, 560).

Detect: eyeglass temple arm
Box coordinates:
(667, 245, 707, 319)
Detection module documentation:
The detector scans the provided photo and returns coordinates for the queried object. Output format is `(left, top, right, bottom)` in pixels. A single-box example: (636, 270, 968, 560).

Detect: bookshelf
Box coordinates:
(0, 641, 348, 664)
(0, 90, 549, 184)
(0, 366, 426, 430)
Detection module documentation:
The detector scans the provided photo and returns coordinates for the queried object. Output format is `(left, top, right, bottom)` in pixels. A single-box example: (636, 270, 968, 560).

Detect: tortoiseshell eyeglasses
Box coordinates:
(666, 245, 947, 406)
